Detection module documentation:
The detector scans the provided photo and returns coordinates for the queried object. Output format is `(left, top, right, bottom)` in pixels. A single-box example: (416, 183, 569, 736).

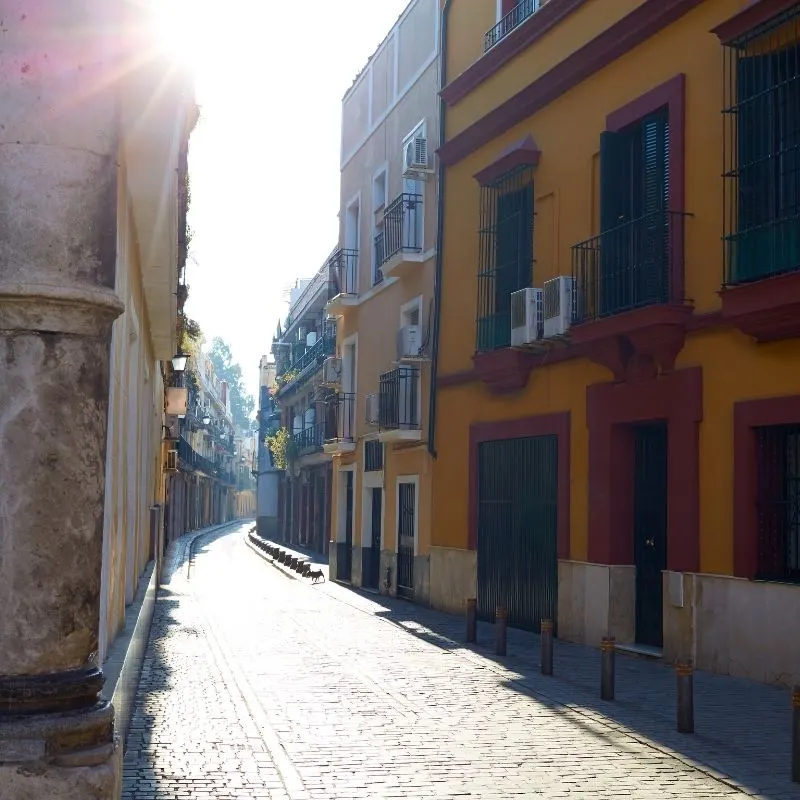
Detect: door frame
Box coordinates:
(586, 367, 701, 572)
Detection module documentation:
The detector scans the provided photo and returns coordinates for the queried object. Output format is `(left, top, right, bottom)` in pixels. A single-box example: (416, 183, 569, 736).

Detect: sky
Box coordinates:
(156, 0, 413, 402)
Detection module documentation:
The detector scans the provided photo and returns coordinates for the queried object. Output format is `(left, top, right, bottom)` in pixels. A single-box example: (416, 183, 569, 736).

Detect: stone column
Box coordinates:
(0, 1, 124, 797)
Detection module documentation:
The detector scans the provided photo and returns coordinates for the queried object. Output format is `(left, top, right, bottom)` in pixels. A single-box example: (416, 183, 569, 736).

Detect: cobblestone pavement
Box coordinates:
(123, 524, 800, 799)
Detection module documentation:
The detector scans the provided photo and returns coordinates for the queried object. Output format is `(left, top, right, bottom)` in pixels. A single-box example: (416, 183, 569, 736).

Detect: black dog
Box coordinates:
(308, 569, 325, 584)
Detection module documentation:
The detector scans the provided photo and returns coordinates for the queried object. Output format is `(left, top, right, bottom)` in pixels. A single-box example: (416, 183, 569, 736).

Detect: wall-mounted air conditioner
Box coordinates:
(402, 136, 432, 178)
(510, 287, 543, 346)
(543, 276, 575, 339)
(321, 356, 342, 387)
(397, 324, 421, 360)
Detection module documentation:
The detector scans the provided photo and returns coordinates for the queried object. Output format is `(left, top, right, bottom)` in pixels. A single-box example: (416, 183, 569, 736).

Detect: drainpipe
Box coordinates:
(427, 0, 453, 459)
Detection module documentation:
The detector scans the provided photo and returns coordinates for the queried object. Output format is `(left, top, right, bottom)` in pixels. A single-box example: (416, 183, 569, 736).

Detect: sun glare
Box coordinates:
(149, 0, 204, 73)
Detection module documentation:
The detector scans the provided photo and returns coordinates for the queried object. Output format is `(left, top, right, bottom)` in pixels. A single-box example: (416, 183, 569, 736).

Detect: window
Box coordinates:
(755, 424, 800, 582)
(476, 166, 534, 351)
(364, 440, 383, 472)
(594, 109, 671, 317)
(723, 8, 800, 284)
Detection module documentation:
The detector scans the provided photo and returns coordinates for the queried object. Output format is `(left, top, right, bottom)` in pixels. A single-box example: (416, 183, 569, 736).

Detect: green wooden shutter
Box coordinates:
(639, 111, 670, 305)
(599, 130, 631, 314)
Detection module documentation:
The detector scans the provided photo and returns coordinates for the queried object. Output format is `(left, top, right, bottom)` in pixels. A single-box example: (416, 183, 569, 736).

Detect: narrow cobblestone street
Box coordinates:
(122, 523, 800, 799)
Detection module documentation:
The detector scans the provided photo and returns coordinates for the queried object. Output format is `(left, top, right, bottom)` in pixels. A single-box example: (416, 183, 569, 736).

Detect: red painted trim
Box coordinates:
(472, 348, 538, 394)
(438, 368, 478, 388)
(438, 0, 704, 167)
(474, 134, 541, 185)
(733, 395, 800, 579)
(437, 308, 730, 390)
(502, 0, 518, 16)
(586, 367, 702, 572)
(468, 412, 571, 560)
(720, 270, 800, 343)
(608, 74, 686, 301)
(711, 0, 798, 44)
(443, 0, 589, 107)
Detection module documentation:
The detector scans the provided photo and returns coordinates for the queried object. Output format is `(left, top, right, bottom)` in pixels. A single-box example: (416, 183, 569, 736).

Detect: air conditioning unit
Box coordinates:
(543, 276, 575, 338)
(365, 393, 379, 425)
(402, 136, 432, 177)
(164, 414, 181, 441)
(165, 449, 179, 473)
(510, 287, 543, 346)
(397, 324, 421, 360)
(321, 356, 342, 387)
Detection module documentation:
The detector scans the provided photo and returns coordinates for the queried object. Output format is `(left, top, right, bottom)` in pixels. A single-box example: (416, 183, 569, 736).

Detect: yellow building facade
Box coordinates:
(99, 14, 197, 663)
(326, 0, 440, 600)
(432, 0, 800, 685)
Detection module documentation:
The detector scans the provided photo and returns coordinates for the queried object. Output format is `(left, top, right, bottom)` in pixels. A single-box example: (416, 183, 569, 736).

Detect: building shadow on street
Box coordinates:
(336, 586, 798, 800)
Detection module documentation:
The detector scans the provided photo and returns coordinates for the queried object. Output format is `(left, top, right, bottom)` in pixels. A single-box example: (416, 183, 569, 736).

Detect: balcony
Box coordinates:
(178, 436, 219, 478)
(323, 393, 357, 454)
(292, 422, 329, 458)
(570, 210, 692, 379)
(378, 366, 421, 443)
(326, 247, 359, 317)
(377, 193, 424, 278)
(275, 328, 336, 397)
(484, 0, 540, 52)
(373, 230, 385, 285)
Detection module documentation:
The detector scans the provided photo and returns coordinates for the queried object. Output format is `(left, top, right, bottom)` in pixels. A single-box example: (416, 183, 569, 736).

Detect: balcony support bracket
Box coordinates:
(472, 348, 538, 394)
(720, 271, 800, 343)
(572, 304, 693, 382)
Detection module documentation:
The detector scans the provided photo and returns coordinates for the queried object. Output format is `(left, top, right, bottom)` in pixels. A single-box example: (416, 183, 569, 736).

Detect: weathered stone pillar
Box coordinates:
(0, 1, 124, 796)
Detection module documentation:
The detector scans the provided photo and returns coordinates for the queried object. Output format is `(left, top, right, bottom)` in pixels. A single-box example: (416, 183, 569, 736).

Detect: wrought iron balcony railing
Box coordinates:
(327, 392, 356, 442)
(328, 247, 359, 296)
(276, 329, 337, 395)
(484, 0, 540, 52)
(178, 436, 218, 478)
(293, 423, 327, 455)
(379, 366, 420, 431)
(571, 210, 685, 325)
(373, 230, 385, 284)
(382, 193, 423, 265)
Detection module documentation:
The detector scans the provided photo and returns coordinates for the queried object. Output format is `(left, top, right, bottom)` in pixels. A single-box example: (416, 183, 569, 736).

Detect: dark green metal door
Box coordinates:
(477, 435, 558, 632)
(397, 482, 415, 599)
(633, 423, 668, 648)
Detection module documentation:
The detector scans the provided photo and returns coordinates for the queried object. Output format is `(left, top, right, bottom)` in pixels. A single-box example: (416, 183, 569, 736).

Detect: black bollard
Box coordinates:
(495, 606, 507, 656)
(676, 661, 694, 734)
(600, 637, 615, 701)
(540, 619, 554, 676)
(466, 598, 477, 644)
(792, 685, 800, 783)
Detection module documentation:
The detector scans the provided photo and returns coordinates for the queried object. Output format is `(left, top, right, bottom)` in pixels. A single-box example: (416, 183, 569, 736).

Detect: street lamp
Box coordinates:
(171, 351, 188, 372)
(202, 413, 211, 425)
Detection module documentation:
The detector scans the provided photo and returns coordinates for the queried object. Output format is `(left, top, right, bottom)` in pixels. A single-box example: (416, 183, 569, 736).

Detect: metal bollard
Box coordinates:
(792, 685, 800, 783)
(540, 619, 554, 676)
(495, 606, 508, 656)
(466, 598, 477, 644)
(600, 637, 615, 701)
(676, 660, 695, 734)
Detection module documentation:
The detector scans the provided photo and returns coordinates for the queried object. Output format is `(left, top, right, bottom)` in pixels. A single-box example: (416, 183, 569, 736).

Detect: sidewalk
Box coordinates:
(309, 575, 799, 799)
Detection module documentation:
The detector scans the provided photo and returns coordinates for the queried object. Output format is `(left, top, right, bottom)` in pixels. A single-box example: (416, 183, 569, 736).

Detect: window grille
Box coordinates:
(476, 166, 535, 351)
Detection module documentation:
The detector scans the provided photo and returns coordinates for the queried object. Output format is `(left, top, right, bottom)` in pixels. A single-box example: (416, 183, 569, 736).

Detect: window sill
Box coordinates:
(720, 269, 800, 343)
